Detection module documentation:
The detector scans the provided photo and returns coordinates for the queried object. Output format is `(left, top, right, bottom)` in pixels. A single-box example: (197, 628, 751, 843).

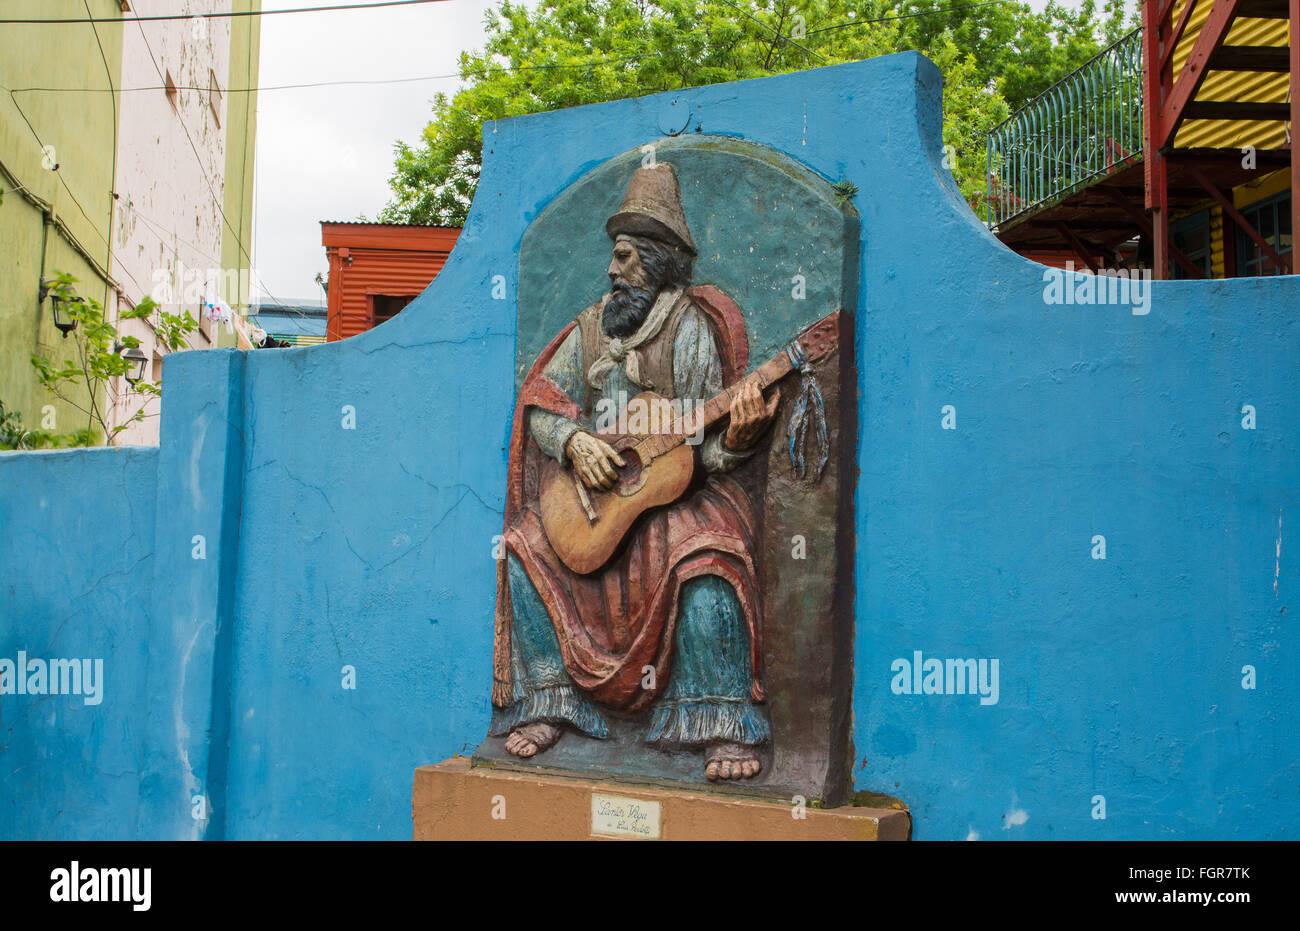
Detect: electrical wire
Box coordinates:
(714, 0, 828, 64)
(1, 0, 455, 26)
(7, 54, 652, 96)
(128, 12, 298, 323)
(128, 201, 226, 269)
(4, 1, 1024, 96)
(807, 0, 1015, 36)
(4, 0, 1035, 322)
(6, 91, 113, 257)
(83, 0, 118, 311)
(4, 91, 158, 303)
(0, 154, 129, 296)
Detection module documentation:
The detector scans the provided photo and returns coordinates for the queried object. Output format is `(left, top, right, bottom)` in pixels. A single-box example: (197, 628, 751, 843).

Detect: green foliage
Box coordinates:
(0, 399, 25, 449)
(381, 0, 1132, 222)
(865, 0, 1135, 114)
(0, 400, 97, 450)
(831, 177, 859, 205)
(28, 272, 198, 446)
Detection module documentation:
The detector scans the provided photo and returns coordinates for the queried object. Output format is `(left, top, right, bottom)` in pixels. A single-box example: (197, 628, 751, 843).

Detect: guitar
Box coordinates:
(539, 309, 843, 575)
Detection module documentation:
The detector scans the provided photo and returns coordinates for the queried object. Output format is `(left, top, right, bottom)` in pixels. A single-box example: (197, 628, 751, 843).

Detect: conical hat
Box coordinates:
(606, 162, 697, 255)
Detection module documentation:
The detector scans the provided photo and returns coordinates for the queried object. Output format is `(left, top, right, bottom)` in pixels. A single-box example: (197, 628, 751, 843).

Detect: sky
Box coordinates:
(250, 0, 1100, 305)
(252, 0, 503, 304)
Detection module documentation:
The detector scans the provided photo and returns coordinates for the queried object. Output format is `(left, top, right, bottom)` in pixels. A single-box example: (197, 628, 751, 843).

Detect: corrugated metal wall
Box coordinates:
(323, 225, 460, 341)
(1169, 1, 1291, 151)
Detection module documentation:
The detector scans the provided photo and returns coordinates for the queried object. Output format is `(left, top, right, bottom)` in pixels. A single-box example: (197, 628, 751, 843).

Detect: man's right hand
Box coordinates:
(566, 431, 626, 490)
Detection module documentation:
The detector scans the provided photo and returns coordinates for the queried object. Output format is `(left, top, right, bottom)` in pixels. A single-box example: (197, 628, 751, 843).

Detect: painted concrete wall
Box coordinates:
(112, 0, 257, 445)
(0, 1, 259, 447)
(0, 0, 124, 439)
(0, 445, 158, 839)
(1, 54, 1296, 840)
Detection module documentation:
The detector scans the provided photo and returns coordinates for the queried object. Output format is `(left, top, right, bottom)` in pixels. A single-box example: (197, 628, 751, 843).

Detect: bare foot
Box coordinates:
(704, 741, 762, 781)
(504, 721, 563, 758)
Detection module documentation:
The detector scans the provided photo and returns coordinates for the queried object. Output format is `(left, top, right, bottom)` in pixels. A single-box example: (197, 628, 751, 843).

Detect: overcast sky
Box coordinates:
(253, 0, 503, 304)
(250, 0, 1097, 305)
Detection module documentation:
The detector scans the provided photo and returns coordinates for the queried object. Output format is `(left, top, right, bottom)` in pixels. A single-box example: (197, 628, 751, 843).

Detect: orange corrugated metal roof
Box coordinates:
(321, 222, 461, 252)
(318, 221, 461, 228)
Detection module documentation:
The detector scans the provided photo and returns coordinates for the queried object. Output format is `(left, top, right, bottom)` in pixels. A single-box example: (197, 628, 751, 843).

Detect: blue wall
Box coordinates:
(0, 446, 158, 839)
(1, 53, 1296, 840)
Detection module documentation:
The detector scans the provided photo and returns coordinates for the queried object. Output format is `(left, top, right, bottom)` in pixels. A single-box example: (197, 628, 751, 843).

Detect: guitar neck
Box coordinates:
(633, 355, 792, 461)
(694, 353, 794, 433)
(632, 309, 841, 461)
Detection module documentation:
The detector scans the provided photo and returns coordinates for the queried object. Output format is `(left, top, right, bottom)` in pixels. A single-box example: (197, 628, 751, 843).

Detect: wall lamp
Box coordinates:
(38, 279, 83, 338)
(113, 341, 148, 386)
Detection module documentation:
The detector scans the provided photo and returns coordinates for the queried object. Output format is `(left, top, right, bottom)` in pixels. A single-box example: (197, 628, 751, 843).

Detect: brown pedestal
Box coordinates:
(413, 758, 910, 841)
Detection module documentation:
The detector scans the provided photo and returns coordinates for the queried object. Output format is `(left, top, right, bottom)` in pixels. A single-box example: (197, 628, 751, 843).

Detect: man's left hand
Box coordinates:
(724, 382, 780, 451)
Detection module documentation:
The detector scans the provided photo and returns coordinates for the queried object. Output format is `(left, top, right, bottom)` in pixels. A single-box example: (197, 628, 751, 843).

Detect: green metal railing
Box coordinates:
(986, 28, 1145, 229)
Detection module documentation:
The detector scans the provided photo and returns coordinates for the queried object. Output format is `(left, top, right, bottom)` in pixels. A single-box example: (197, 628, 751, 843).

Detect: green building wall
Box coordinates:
(1, 0, 261, 427)
(0, 1, 125, 439)
(219, 0, 261, 341)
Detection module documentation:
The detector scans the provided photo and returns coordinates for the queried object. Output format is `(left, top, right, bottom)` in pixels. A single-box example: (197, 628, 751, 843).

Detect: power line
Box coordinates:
(83, 0, 118, 310)
(0, 0, 453, 26)
(128, 13, 295, 319)
(0, 151, 138, 300)
(128, 201, 226, 268)
(7, 55, 652, 96)
(3, 89, 148, 297)
(3, 2, 1023, 97)
(7, 74, 259, 340)
(11, 75, 459, 95)
(808, 0, 1015, 35)
(5, 0, 1023, 312)
(714, 0, 828, 64)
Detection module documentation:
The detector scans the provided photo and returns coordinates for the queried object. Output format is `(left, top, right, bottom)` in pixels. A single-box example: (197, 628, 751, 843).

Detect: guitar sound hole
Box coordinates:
(614, 449, 644, 496)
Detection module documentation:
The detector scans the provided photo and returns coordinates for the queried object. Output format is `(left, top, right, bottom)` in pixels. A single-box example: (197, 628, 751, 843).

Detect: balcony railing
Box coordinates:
(986, 28, 1145, 229)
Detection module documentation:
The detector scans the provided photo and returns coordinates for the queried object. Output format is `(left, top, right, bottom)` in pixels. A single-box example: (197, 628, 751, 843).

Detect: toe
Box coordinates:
(706, 760, 720, 780)
(742, 759, 759, 778)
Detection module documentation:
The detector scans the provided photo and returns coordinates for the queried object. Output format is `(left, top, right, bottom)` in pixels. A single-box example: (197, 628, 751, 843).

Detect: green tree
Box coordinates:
(28, 272, 197, 447)
(381, 0, 1132, 222)
(864, 0, 1135, 114)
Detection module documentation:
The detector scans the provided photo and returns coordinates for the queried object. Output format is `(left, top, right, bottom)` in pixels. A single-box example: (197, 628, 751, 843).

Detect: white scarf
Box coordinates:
(586, 286, 684, 389)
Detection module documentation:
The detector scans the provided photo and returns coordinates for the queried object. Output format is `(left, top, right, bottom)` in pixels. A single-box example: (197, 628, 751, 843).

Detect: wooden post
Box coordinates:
(1143, 0, 1170, 279)
(1102, 187, 1207, 278)
(1291, 0, 1298, 258)
(1157, 0, 1244, 149)
(1191, 167, 1293, 273)
(1055, 222, 1100, 273)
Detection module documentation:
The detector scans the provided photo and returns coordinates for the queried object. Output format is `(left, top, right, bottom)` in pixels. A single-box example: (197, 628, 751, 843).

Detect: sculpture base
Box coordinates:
(414, 758, 910, 841)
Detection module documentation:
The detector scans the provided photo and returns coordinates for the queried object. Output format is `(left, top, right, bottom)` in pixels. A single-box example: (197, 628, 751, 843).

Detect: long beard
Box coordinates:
(603, 282, 659, 338)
